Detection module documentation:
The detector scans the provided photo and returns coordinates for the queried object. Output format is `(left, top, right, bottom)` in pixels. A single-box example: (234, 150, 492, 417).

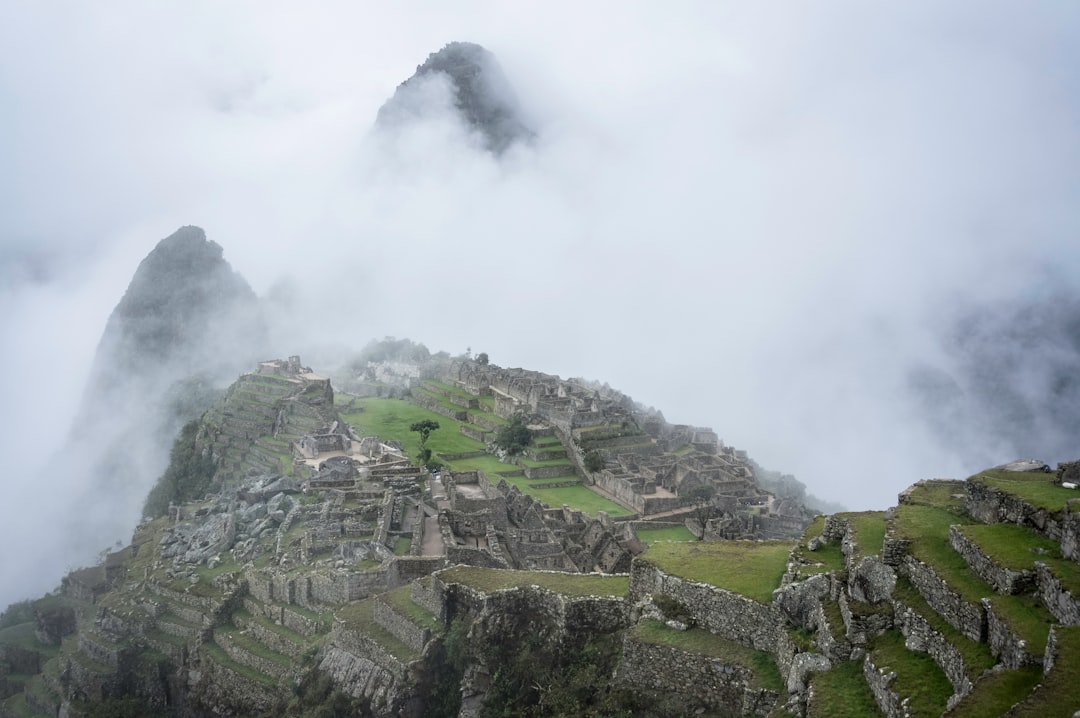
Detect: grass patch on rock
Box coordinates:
(806, 659, 881, 718)
(632, 619, 783, 691)
(969, 469, 1076, 514)
(437, 566, 629, 597)
(641, 540, 794, 603)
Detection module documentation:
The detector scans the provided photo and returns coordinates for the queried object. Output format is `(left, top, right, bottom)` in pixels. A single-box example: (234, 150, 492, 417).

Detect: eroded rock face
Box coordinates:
(376, 42, 533, 154)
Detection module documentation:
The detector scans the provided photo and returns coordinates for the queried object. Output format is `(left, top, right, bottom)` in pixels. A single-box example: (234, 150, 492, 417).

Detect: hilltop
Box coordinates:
(3, 351, 1079, 716)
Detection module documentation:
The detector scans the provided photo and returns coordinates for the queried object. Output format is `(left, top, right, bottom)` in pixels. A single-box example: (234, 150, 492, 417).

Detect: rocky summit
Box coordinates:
(376, 42, 533, 154)
(3, 345, 1080, 716)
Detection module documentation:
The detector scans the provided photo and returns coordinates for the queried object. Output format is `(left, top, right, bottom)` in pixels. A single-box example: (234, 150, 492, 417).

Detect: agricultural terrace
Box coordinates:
(437, 566, 630, 597)
(632, 620, 783, 691)
(892, 502, 1053, 653)
(336, 396, 632, 517)
(641, 541, 794, 603)
(969, 468, 1078, 514)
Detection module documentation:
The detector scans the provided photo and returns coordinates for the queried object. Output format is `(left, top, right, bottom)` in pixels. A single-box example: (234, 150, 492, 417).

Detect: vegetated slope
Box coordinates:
(19, 226, 268, 610)
(6, 351, 1080, 716)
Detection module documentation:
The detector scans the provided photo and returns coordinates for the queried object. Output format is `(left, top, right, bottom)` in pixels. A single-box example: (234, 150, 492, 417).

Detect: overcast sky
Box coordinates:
(2, 2, 1079, 602)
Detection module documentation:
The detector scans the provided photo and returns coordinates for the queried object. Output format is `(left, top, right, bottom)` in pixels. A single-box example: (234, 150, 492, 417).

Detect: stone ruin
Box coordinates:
(440, 359, 811, 537)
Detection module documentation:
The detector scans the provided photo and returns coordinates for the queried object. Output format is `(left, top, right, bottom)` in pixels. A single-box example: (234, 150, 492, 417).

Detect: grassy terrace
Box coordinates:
(201, 640, 278, 686)
(807, 660, 881, 718)
(946, 664, 1042, 718)
(1009, 625, 1080, 717)
(893, 503, 1052, 652)
(641, 541, 794, 603)
(437, 566, 629, 597)
(969, 469, 1077, 514)
(892, 578, 995, 681)
(336, 599, 421, 663)
(380, 585, 443, 634)
(791, 516, 845, 578)
(847, 511, 887, 560)
(635, 525, 696, 543)
(957, 523, 1080, 595)
(870, 629, 952, 717)
(904, 479, 967, 510)
(632, 620, 783, 692)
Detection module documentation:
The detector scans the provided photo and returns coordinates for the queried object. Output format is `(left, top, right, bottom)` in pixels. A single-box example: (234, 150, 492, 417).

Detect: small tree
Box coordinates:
(476, 352, 489, 366)
(410, 419, 440, 467)
(495, 415, 532, 456)
(584, 450, 605, 474)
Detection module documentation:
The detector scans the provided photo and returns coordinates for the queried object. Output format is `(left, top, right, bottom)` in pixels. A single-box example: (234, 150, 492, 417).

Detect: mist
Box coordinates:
(2, 2, 1079, 609)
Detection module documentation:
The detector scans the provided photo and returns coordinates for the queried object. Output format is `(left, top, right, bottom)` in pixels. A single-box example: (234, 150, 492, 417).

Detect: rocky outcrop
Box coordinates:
(376, 42, 533, 154)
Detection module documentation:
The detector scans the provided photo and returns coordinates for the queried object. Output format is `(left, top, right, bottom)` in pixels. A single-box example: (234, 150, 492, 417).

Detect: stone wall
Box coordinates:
(193, 652, 281, 715)
(901, 556, 985, 642)
(1060, 503, 1080, 563)
(893, 596, 971, 703)
(949, 526, 1035, 595)
(964, 480, 1064, 540)
(982, 598, 1040, 669)
(615, 633, 779, 717)
(1034, 563, 1080, 625)
(374, 599, 430, 653)
(629, 561, 782, 652)
(862, 653, 911, 718)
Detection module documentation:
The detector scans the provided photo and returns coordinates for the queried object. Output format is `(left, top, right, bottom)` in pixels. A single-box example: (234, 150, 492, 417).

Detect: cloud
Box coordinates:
(2, 2, 1079, 606)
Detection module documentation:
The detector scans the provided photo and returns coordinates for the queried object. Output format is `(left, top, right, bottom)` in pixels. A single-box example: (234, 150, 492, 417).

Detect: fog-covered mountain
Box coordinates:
(9, 227, 267, 607)
(376, 41, 532, 153)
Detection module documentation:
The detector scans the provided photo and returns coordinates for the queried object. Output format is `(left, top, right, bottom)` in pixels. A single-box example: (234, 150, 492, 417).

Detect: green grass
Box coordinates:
(985, 595, 1052, 655)
(970, 469, 1076, 514)
(635, 526, 697, 543)
(807, 660, 882, 717)
(335, 599, 422, 663)
(340, 398, 484, 459)
(515, 484, 635, 517)
(894, 503, 1051, 652)
(632, 619, 783, 691)
(945, 665, 1042, 718)
(1007, 625, 1080, 717)
(219, 625, 292, 667)
(892, 577, 996, 681)
(379, 585, 442, 633)
(903, 479, 967, 511)
(201, 640, 278, 686)
(515, 456, 573, 469)
(393, 536, 412, 556)
(0, 621, 39, 650)
(846, 511, 887, 561)
(641, 541, 795, 603)
(958, 523, 1080, 595)
(870, 629, 952, 718)
(437, 566, 629, 597)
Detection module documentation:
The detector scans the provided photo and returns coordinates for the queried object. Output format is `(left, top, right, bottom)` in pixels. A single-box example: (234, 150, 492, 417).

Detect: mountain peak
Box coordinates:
(377, 41, 533, 154)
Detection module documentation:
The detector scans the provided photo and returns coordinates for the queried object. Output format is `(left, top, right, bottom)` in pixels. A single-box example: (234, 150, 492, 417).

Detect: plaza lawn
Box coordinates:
(337, 396, 634, 517)
(635, 525, 697, 543)
(338, 397, 482, 458)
